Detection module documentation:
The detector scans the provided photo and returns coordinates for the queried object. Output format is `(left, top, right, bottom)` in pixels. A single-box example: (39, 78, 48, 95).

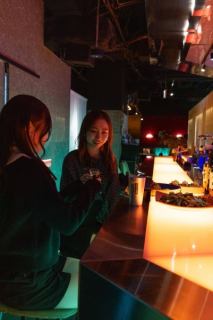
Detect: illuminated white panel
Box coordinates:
(144, 198, 213, 290)
(152, 157, 193, 184)
(194, 113, 203, 148)
(205, 107, 213, 134)
(69, 90, 87, 151)
(188, 118, 193, 149)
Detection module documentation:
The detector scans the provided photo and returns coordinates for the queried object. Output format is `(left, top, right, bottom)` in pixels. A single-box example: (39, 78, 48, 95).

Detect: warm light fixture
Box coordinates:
(170, 92, 174, 97)
(146, 133, 154, 139)
(201, 64, 206, 72)
(176, 133, 183, 138)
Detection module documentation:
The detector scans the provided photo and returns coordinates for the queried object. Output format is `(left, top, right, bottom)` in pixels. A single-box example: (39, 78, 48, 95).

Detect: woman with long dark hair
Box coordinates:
(0, 95, 100, 310)
(60, 110, 120, 258)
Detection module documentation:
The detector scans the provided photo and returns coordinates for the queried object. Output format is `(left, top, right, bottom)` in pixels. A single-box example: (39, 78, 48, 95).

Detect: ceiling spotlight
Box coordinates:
(170, 92, 174, 97)
(201, 64, 206, 72)
(210, 52, 213, 61)
(90, 47, 104, 59)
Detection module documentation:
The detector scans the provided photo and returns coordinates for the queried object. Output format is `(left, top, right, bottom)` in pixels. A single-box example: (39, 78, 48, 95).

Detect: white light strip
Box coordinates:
(152, 156, 193, 184)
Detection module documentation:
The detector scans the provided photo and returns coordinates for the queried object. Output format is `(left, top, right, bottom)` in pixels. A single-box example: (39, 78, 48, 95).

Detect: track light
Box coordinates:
(163, 89, 167, 99)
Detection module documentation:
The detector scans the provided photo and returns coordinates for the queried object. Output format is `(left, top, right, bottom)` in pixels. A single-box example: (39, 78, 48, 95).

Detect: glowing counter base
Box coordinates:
(148, 255, 213, 291)
(145, 156, 213, 292)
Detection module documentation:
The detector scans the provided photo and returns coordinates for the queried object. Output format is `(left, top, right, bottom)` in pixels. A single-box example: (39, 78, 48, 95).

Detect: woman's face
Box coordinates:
(28, 121, 49, 153)
(86, 118, 109, 149)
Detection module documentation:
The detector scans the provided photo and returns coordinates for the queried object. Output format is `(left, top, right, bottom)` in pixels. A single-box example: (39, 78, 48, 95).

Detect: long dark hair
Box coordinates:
(78, 110, 116, 173)
(0, 94, 52, 177)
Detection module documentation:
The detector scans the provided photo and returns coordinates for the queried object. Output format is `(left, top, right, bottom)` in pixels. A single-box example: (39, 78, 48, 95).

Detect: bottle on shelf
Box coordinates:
(202, 161, 210, 194)
(209, 166, 213, 196)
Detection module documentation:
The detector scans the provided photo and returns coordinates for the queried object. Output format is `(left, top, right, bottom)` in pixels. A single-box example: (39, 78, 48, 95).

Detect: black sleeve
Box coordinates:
(60, 152, 80, 194)
(105, 168, 121, 211)
(60, 180, 83, 198)
(23, 159, 99, 236)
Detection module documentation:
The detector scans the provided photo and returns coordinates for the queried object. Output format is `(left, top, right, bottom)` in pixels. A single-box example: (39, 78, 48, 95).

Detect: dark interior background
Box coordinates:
(44, 0, 213, 118)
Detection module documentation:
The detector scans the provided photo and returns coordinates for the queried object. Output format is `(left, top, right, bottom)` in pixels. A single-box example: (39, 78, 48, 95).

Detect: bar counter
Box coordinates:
(80, 157, 213, 320)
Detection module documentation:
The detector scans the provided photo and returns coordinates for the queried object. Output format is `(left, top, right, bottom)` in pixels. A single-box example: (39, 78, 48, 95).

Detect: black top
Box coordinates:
(60, 149, 120, 223)
(0, 156, 94, 309)
(60, 150, 120, 258)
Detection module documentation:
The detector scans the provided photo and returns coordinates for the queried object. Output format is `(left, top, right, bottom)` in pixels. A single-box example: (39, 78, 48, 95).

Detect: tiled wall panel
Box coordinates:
(0, 0, 71, 187)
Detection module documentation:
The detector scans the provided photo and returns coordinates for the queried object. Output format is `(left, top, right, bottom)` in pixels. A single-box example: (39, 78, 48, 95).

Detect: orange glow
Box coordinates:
(144, 198, 213, 256)
(185, 32, 198, 43)
(193, 6, 212, 17)
(144, 197, 213, 290)
(180, 185, 204, 195)
(148, 255, 213, 291)
(145, 156, 213, 290)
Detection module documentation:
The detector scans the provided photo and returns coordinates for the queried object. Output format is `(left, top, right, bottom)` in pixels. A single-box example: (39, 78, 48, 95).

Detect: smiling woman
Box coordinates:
(60, 110, 121, 258)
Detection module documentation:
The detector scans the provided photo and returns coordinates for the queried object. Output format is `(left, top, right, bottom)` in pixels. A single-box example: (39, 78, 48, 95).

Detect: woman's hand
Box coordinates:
(80, 170, 102, 184)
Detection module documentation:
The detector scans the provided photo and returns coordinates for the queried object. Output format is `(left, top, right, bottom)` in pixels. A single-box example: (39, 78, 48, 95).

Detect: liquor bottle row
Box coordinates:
(202, 162, 213, 194)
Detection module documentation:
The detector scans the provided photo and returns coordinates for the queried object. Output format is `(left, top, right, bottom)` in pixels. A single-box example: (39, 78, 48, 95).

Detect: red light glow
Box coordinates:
(176, 133, 183, 138)
(146, 133, 154, 139)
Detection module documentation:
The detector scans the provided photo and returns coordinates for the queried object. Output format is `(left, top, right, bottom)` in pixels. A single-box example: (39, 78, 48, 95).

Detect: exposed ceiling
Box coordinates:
(44, 0, 213, 115)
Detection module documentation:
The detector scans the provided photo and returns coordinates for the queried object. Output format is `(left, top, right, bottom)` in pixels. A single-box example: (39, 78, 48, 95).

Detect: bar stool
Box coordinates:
(0, 303, 78, 320)
(0, 258, 79, 320)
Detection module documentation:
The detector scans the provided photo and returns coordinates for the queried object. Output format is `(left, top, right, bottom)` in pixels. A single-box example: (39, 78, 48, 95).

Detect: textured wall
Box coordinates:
(0, 0, 71, 188)
(188, 91, 213, 149)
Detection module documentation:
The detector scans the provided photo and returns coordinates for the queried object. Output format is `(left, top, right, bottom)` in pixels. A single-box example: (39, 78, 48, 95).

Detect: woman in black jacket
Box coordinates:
(0, 95, 100, 310)
(60, 110, 121, 258)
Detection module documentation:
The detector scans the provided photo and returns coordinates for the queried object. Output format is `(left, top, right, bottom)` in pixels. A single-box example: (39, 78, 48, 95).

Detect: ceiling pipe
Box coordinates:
(101, 0, 143, 78)
(95, 0, 101, 48)
(114, 0, 143, 9)
(102, 0, 127, 45)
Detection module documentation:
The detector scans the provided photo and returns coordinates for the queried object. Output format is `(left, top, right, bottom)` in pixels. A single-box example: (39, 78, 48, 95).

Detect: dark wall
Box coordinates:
(87, 60, 126, 109)
(141, 114, 188, 146)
